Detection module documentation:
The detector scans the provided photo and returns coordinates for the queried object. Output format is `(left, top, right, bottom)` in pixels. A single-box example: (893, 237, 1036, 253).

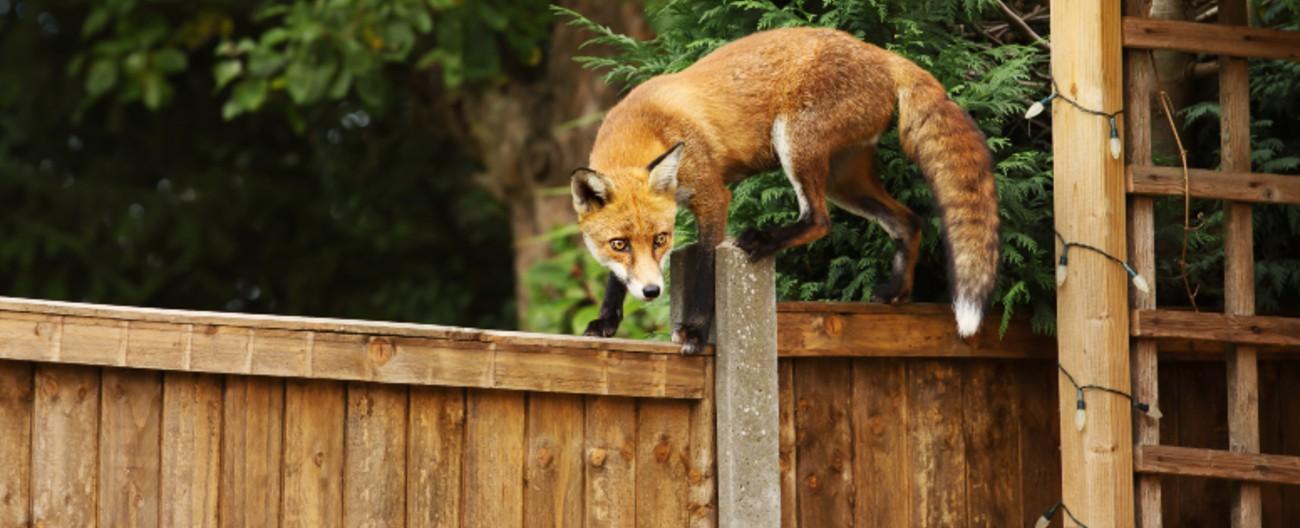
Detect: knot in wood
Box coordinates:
(822, 315, 843, 337)
(589, 448, 607, 467)
(367, 337, 396, 365)
(804, 474, 820, 491)
(654, 438, 672, 463)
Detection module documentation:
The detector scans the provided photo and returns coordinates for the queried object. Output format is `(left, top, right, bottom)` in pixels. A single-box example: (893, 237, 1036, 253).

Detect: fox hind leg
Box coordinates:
(827, 146, 922, 304)
(735, 115, 833, 261)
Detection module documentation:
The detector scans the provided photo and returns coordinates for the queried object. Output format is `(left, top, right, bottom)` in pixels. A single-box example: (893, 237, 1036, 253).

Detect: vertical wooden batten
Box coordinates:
(1123, 0, 1160, 525)
(1051, 1, 1136, 526)
(1219, 1, 1261, 526)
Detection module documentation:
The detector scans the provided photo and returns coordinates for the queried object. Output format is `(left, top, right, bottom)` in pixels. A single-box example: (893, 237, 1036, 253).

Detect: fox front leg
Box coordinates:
(671, 242, 714, 355)
(583, 272, 627, 338)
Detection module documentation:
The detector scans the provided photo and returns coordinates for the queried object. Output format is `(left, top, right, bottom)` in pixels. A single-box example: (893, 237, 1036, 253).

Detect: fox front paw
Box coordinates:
(671, 326, 707, 355)
(583, 317, 620, 338)
(734, 228, 775, 261)
(870, 279, 911, 304)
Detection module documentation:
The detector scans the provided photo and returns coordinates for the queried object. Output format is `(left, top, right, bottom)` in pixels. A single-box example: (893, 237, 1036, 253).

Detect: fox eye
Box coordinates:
(653, 233, 669, 248)
(609, 238, 629, 252)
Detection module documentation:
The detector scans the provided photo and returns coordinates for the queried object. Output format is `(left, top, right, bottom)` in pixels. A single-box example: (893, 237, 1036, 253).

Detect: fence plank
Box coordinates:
(687, 360, 716, 528)
(1122, 16, 1300, 60)
(524, 394, 584, 528)
(408, 387, 464, 528)
(462, 390, 525, 528)
(32, 365, 100, 527)
(220, 376, 284, 528)
(0, 361, 32, 526)
(635, 400, 691, 528)
(99, 369, 163, 528)
(584, 396, 636, 527)
(852, 359, 909, 528)
(283, 379, 345, 528)
(777, 360, 797, 528)
(1281, 365, 1300, 523)
(908, 360, 965, 527)
(161, 373, 223, 528)
(1018, 362, 1061, 527)
(1126, 165, 1300, 205)
(344, 383, 408, 527)
(1159, 364, 1183, 527)
(964, 362, 1020, 527)
(794, 359, 853, 527)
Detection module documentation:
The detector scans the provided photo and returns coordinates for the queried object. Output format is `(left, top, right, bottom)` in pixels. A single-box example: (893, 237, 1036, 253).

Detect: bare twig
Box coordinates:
(996, 0, 1051, 50)
(1147, 49, 1200, 311)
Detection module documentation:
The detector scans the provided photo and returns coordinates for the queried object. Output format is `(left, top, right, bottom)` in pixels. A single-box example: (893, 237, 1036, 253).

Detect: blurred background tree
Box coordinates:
(0, 0, 647, 328)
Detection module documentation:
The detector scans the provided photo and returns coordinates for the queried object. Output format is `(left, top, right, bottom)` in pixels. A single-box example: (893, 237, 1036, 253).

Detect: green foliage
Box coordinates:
(0, 0, 554, 327)
(558, 0, 1058, 334)
(69, 0, 550, 118)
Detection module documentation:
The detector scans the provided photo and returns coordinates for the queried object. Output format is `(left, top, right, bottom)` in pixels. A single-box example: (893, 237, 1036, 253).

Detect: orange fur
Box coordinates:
(574, 27, 999, 346)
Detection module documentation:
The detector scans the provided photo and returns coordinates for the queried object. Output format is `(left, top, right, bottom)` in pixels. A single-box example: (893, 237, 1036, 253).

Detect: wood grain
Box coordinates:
(1126, 165, 1300, 205)
(1122, 16, 1300, 60)
(161, 373, 223, 528)
(407, 387, 465, 528)
(462, 390, 525, 528)
(524, 394, 585, 528)
(777, 360, 797, 528)
(282, 379, 345, 528)
(344, 383, 408, 527)
(635, 400, 691, 528)
(777, 303, 1053, 359)
(908, 360, 965, 527)
(1136, 446, 1300, 485)
(1132, 310, 1300, 347)
(584, 397, 636, 527)
(99, 369, 163, 528)
(793, 359, 853, 527)
(686, 361, 715, 528)
(0, 361, 33, 527)
(1018, 362, 1062, 528)
(1051, 1, 1137, 524)
(220, 375, 284, 528)
(851, 359, 909, 528)
(32, 365, 100, 527)
(964, 361, 1020, 527)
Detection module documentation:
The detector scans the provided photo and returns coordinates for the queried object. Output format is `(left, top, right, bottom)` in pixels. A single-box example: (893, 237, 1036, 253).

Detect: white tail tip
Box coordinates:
(954, 297, 983, 338)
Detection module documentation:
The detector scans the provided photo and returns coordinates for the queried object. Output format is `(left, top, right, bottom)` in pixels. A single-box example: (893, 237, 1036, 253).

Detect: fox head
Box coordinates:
(571, 143, 684, 300)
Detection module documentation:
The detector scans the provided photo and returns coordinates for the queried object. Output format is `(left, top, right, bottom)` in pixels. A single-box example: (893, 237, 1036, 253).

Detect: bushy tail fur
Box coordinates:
(892, 59, 1000, 337)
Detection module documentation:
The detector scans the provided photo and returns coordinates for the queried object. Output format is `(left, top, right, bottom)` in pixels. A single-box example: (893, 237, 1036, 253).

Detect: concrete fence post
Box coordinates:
(671, 242, 779, 527)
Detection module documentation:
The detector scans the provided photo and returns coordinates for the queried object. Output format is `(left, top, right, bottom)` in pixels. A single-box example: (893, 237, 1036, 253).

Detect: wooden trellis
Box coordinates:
(1121, 2, 1300, 528)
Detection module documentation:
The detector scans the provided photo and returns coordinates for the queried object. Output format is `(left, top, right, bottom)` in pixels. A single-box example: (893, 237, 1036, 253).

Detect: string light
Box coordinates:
(1024, 79, 1124, 160)
(1036, 501, 1088, 528)
(1054, 230, 1149, 294)
(1058, 363, 1162, 434)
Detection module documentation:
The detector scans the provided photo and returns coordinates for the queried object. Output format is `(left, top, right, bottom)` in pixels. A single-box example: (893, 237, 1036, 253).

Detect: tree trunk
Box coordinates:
(442, 1, 650, 327)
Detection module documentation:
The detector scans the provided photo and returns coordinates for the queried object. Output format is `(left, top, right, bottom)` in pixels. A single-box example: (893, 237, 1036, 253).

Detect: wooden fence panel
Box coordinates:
(220, 375, 284, 528)
(793, 359, 854, 527)
(99, 369, 163, 528)
(32, 365, 100, 527)
(283, 379, 346, 528)
(525, 394, 585, 528)
(345, 383, 409, 527)
(462, 390, 525, 528)
(584, 396, 636, 527)
(851, 359, 909, 528)
(0, 361, 32, 527)
(907, 360, 966, 528)
(161, 373, 223, 528)
(407, 386, 464, 528)
(635, 400, 691, 528)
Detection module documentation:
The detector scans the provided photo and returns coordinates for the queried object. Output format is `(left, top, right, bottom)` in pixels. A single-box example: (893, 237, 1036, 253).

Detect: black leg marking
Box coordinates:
(583, 272, 627, 337)
(673, 245, 715, 355)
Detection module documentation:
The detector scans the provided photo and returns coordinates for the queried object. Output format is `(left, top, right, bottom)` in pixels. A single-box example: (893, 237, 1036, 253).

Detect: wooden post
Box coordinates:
(1123, 0, 1160, 525)
(671, 243, 779, 527)
(1219, 1, 1261, 526)
(1051, 1, 1136, 527)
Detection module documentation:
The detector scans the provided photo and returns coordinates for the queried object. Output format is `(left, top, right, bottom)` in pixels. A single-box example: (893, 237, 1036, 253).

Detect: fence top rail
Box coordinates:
(0, 295, 711, 399)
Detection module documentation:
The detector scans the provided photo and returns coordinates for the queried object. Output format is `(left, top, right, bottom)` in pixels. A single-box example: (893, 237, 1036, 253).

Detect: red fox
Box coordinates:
(571, 27, 999, 354)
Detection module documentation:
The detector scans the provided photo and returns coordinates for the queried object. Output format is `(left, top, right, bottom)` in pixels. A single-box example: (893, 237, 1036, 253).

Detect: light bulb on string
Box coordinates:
(1108, 116, 1122, 159)
(1074, 389, 1086, 431)
(1024, 93, 1056, 119)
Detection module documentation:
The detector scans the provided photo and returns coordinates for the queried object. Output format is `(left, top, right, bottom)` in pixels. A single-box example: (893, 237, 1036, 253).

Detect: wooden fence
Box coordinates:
(2, 296, 1299, 527)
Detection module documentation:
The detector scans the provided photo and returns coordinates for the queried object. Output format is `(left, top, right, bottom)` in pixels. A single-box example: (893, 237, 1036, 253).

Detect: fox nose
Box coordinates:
(642, 285, 661, 299)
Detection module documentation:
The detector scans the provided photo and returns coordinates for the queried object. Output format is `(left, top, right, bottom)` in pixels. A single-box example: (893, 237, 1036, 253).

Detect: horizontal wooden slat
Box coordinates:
(0, 297, 706, 399)
(1132, 310, 1300, 348)
(776, 302, 1055, 359)
(1135, 445, 1300, 486)
(1123, 17, 1300, 61)
(1127, 165, 1300, 205)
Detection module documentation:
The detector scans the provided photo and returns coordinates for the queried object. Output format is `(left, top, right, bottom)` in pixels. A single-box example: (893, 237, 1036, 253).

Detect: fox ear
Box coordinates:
(571, 168, 612, 215)
(647, 142, 684, 194)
